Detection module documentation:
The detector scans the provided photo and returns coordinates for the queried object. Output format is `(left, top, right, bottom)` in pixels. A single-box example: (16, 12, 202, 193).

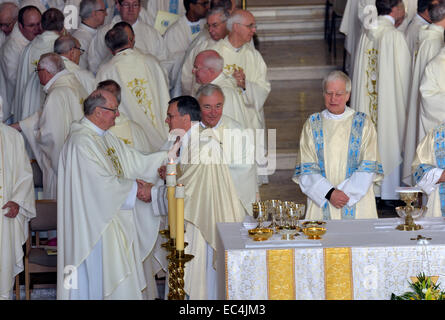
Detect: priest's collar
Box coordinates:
(83, 117, 106, 136)
(200, 118, 222, 129)
(416, 13, 430, 25)
(79, 22, 97, 33)
(322, 106, 354, 120)
(43, 69, 70, 93)
(382, 15, 395, 26)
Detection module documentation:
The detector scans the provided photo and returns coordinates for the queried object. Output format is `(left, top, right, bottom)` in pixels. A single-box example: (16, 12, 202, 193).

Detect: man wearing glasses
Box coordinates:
(57, 89, 168, 299)
(11, 52, 88, 200)
(180, 5, 230, 96)
(72, 0, 108, 70)
(0, 5, 42, 123)
(164, 0, 209, 92)
(54, 35, 95, 93)
(210, 9, 271, 184)
(0, 2, 18, 40)
(87, 0, 167, 74)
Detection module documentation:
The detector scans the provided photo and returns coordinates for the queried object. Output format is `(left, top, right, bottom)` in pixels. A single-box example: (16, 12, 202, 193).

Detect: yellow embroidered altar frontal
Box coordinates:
(266, 249, 295, 300)
(323, 248, 353, 300)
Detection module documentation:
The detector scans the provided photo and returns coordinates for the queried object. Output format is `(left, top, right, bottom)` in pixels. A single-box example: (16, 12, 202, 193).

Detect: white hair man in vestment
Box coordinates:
(12, 8, 65, 123)
(0, 96, 36, 300)
(192, 49, 260, 131)
(163, 0, 208, 91)
(0, 5, 41, 122)
(11, 52, 88, 199)
(293, 71, 383, 220)
(404, 0, 435, 55)
(180, 6, 229, 96)
(96, 22, 170, 151)
(351, 0, 411, 206)
(209, 9, 271, 184)
(412, 121, 445, 217)
(403, 0, 445, 186)
(87, 0, 167, 74)
(71, 0, 108, 70)
(54, 35, 95, 92)
(57, 89, 167, 300)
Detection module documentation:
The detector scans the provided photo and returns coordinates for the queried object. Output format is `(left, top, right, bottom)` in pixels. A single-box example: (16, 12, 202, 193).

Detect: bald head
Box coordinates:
(193, 49, 224, 84)
(0, 2, 18, 35)
(226, 9, 256, 47)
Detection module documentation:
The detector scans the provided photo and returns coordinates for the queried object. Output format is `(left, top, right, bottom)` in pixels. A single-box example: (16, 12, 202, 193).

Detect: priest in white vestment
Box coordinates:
(181, 6, 229, 96)
(403, 1, 445, 186)
(12, 8, 65, 123)
(0, 96, 36, 300)
(294, 71, 383, 220)
(162, 94, 246, 299)
(72, 0, 107, 70)
(96, 24, 170, 151)
(13, 53, 88, 199)
(0, 2, 18, 37)
(57, 89, 167, 300)
(54, 35, 96, 93)
(404, 0, 433, 55)
(192, 50, 260, 131)
(412, 122, 445, 217)
(0, 5, 41, 121)
(163, 0, 208, 91)
(351, 0, 411, 201)
(87, 0, 167, 74)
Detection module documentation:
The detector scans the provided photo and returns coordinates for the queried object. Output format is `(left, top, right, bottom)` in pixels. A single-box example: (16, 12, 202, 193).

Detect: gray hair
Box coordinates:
(196, 83, 225, 102)
(226, 10, 245, 32)
(84, 91, 107, 115)
(206, 6, 230, 21)
(97, 79, 121, 104)
(38, 52, 65, 75)
(429, 0, 445, 23)
(200, 50, 224, 72)
(79, 0, 102, 20)
(322, 70, 351, 93)
(54, 35, 77, 54)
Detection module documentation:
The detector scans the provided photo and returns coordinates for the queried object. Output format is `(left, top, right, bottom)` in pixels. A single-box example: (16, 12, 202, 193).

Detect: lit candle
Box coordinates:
(166, 160, 177, 239)
(175, 184, 185, 251)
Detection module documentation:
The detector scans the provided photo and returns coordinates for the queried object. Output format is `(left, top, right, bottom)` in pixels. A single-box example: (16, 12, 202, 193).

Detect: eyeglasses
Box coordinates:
(192, 65, 209, 72)
(74, 46, 85, 54)
(324, 91, 347, 98)
(196, 1, 210, 7)
(95, 8, 107, 12)
(0, 21, 15, 29)
(22, 23, 41, 29)
(34, 67, 43, 73)
(205, 20, 226, 29)
(236, 22, 257, 30)
(121, 3, 140, 9)
(99, 106, 119, 114)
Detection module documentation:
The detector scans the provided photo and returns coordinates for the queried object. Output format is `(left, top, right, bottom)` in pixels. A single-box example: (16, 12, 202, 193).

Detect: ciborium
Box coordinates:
(395, 188, 427, 231)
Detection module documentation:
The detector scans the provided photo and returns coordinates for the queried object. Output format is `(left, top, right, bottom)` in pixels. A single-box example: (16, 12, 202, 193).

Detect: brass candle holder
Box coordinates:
(168, 250, 194, 300)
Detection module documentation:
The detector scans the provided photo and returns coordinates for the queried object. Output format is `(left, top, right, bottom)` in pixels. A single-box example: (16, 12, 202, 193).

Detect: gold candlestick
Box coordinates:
(169, 250, 194, 300)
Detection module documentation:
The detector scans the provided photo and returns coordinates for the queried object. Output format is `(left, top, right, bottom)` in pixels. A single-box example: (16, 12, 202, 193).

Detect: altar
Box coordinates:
(216, 218, 445, 300)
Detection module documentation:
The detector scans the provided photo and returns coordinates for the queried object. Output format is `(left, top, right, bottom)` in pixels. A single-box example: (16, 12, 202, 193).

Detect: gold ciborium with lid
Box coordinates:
(395, 187, 427, 231)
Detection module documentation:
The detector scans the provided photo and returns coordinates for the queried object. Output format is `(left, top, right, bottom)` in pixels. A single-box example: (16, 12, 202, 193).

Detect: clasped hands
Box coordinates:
(329, 189, 350, 209)
(136, 179, 153, 203)
(232, 69, 246, 90)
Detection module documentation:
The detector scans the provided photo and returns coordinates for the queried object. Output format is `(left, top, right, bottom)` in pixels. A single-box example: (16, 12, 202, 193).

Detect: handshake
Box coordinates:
(136, 179, 153, 203)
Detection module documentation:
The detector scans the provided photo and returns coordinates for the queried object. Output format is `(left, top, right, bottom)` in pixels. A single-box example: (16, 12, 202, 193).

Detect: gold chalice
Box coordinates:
(248, 228, 273, 241)
(395, 188, 427, 231)
(302, 226, 326, 240)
